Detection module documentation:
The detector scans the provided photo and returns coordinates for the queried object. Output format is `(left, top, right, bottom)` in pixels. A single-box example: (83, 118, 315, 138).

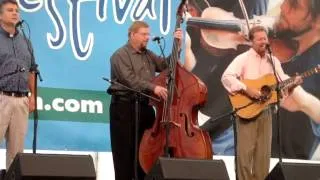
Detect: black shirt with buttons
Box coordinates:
(108, 43, 167, 96)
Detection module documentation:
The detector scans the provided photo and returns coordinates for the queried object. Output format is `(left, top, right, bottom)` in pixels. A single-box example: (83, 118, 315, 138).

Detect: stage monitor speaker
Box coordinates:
(265, 162, 320, 180)
(145, 157, 230, 180)
(4, 153, 96, 180)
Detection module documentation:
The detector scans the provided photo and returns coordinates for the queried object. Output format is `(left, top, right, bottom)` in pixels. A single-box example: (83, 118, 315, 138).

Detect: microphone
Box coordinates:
(266, 44, 272, 52)
(16, 65, 26, 72)
(152, 36, 163, 42)
(15, 20, 24, 28)
(102, 77, 115, 84)
(19, 67, 26, 72)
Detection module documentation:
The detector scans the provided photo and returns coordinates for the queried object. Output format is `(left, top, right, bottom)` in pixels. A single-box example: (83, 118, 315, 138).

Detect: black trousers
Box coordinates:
(110, 97, 155, 180)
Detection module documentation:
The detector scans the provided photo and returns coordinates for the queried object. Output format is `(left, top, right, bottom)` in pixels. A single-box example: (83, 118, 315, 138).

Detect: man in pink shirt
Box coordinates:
(221, 25, 318, 180)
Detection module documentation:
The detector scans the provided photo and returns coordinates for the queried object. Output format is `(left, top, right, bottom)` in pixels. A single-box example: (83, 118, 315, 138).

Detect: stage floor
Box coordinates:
(1, 149, 319, 180)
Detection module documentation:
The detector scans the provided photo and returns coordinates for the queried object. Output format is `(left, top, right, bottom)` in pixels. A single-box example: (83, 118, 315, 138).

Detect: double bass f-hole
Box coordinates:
(180, 113, 195, 137)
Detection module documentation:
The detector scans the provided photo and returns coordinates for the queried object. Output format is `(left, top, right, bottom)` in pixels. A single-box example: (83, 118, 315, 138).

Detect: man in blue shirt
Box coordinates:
(0, 0, 37, 169)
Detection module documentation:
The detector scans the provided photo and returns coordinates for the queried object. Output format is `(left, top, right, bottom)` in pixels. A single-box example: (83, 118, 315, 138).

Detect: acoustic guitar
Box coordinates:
(229, 65, 320, 119)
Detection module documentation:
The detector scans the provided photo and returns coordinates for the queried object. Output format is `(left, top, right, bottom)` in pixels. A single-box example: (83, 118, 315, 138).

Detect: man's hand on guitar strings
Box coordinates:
(243, 87, 262, 100)
(283, 73, 303, 96)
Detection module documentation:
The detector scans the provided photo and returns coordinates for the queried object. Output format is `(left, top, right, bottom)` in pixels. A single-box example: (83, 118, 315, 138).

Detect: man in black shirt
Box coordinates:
(107, 21, 182, 180)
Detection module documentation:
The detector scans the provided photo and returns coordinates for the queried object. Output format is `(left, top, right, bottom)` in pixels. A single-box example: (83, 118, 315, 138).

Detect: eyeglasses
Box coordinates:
(135, 32, 150, 37)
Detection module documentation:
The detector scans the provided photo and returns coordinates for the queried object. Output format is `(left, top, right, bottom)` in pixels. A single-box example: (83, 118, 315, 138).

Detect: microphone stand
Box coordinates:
(201, 100, 257, 180)
(32, 66, 43, 154)
(267, 46, 282, 162)
(102, 77, 159, 180)
(154, 37, 166, 62)
(18, 21, 43, 154)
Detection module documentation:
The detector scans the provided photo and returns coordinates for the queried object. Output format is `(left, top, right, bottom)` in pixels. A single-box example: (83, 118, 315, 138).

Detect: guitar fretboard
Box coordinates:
(271, 65, 320, 90)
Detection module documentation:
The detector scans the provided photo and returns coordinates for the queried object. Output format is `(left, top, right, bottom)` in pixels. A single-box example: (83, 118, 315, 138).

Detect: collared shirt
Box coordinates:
(107, 43, 167, 96)
(220, 48, 309, 112)
(0, 25, 37, 92)
(221, 48, 289, 94)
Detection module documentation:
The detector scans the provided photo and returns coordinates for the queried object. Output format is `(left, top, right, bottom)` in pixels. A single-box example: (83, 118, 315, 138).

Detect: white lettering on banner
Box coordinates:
(81, 100, 103, 113)
(52, 98, 65, 112)
(37, 97, 103, 113)
(65, 99, 81, 112)
(18, 0, 172, 61)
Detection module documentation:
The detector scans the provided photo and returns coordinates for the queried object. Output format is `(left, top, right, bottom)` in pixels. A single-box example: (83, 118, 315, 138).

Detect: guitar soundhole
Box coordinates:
(260, 86, 271, 102)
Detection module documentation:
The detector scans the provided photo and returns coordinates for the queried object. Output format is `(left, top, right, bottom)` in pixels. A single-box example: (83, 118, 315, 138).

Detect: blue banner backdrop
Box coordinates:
(0, 0, 181, 152)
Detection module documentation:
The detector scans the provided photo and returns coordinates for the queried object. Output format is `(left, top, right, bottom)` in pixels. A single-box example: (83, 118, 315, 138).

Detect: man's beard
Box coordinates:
(277, 27, 312, 39)
(139, 43, 147, 52)
(257, 48, 267, 57)
(275, 17, 313, 39)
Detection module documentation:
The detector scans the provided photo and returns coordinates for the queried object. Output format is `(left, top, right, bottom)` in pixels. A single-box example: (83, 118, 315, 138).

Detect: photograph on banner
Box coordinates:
(184, 0, 320, 160)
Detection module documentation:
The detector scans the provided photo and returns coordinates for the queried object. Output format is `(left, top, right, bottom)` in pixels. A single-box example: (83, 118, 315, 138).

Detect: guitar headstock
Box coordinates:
(300, 64, 320, 79)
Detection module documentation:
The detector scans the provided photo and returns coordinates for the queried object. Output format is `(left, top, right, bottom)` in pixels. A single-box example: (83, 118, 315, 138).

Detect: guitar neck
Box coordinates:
(273, 65, 320, 90)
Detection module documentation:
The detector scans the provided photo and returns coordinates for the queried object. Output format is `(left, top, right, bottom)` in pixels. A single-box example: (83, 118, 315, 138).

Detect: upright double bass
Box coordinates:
(139, 0, 213, 173)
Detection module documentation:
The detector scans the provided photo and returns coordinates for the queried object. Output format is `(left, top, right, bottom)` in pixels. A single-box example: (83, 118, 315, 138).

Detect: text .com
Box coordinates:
(36, 97, 103, 114)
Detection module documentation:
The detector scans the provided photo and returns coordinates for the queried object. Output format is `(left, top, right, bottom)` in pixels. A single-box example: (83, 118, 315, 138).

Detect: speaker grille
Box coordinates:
(5, 153, 96, 180)
(266, 162, 320, 180)
(146, 157, 229, 180)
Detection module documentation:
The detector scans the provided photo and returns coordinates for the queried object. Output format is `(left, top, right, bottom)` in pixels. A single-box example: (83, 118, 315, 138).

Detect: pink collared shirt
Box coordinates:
(221, 48, 289, 94)
(221, 49, 320, 121)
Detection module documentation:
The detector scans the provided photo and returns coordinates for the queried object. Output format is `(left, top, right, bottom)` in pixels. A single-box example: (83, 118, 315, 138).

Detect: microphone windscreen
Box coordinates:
(152, 36, 161, 41)
(15, 20, 24, 28)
